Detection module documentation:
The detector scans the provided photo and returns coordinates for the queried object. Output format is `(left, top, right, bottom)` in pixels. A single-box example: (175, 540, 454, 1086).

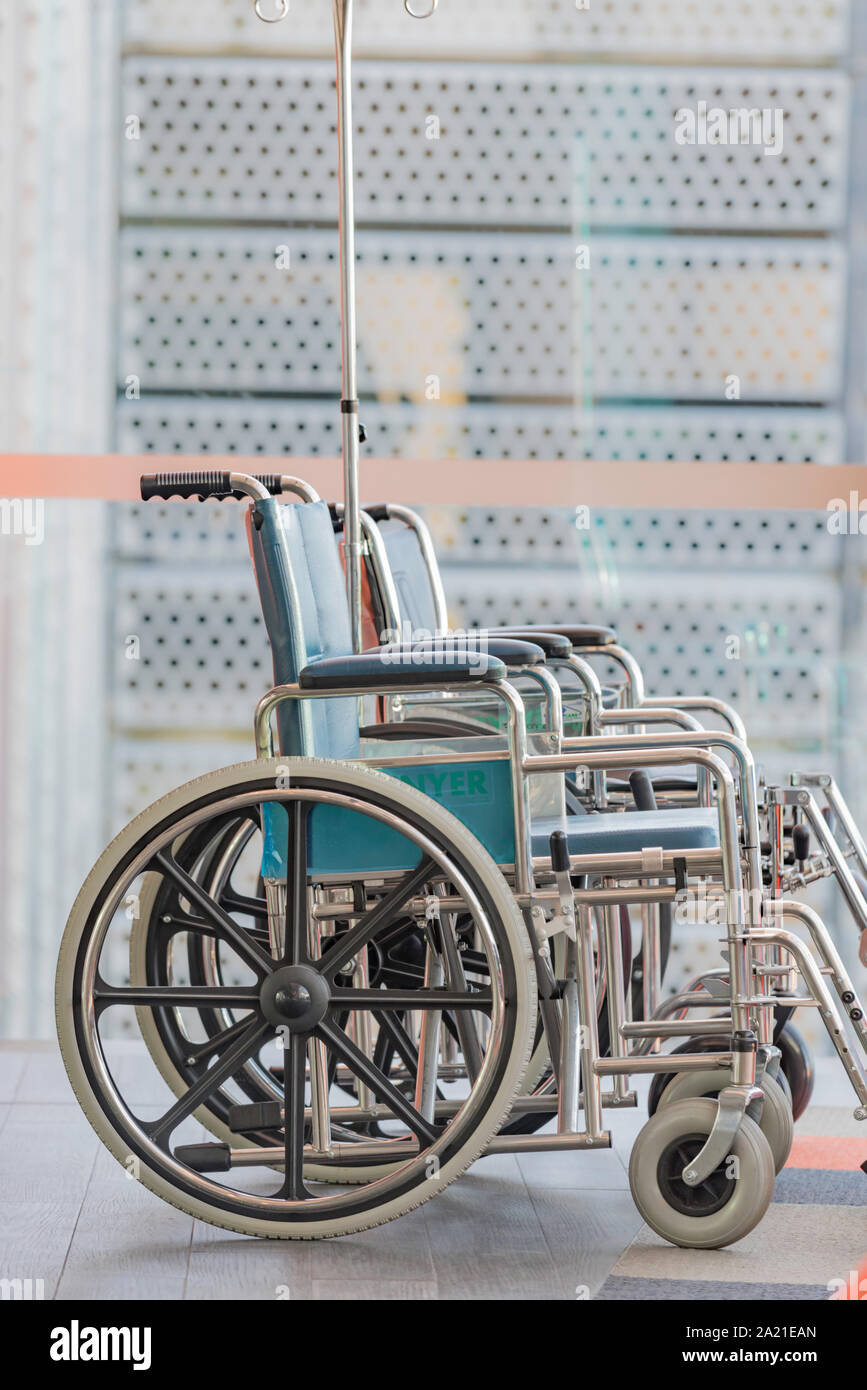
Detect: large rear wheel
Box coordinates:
(57, 758, 536, 1239)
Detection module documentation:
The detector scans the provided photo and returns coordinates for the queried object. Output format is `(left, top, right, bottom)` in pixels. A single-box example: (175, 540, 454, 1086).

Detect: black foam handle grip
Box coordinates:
(792, 823, 810, 863)
(363, 503, 390, 522)
(140, 472, 284, 502)
(629, 769, 658, 812)
(549, 829, 571, 875)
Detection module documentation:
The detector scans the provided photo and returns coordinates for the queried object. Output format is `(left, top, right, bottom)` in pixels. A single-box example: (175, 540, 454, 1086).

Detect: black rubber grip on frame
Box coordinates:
(140, 472, 284, 502)
(549, 829, 571, 875)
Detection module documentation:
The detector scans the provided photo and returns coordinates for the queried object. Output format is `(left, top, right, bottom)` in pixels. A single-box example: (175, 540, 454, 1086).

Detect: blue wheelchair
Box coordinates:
(55, 466, 867, 1245)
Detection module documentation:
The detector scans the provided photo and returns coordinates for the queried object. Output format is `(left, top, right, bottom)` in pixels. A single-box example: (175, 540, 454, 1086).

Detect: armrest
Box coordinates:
(483, 627, 572, 660)
(299, 649, 506, 692)
(359, 719, 498, 741)
(503, 623, 618, 649)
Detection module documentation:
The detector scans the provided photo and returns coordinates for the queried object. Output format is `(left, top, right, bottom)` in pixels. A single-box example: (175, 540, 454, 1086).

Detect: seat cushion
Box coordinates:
(532, 807, 720, 859)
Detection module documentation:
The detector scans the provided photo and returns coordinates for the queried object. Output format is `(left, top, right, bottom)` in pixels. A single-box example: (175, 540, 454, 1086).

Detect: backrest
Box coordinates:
(378, 516, 441, 635)
(246, 496, 360, 760)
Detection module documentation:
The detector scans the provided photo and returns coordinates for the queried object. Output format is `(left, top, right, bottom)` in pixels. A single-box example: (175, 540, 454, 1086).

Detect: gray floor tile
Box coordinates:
(313, 1278, 438, 1300)
(0, 1201, 83, 1299)
(0, 1103, 99, 1204)
(14, 1047, 78, 1105)
(0, 1045, 29, 1102)
(517, 1143, 629, 1190)
(421, 1170, 549, 1257)
(431, 1250, 565, 1300)
(528, 1186, 647, 1298)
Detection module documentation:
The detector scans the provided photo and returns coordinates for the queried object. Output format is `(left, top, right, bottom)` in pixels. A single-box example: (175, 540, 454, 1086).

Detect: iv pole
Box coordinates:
(332, 0, 363, 654)
(254, 0, 439, 652)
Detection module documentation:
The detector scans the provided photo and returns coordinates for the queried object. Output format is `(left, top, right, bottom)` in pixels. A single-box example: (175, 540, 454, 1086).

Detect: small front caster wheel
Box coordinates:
(629, 1097, 775, 1249)
(656, 1069, 793, 1174)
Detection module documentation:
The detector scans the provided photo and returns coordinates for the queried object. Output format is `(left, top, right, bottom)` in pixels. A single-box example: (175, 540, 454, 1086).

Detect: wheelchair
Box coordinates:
(55, 0, 867, 1251)
(55, 468, 867, 1246)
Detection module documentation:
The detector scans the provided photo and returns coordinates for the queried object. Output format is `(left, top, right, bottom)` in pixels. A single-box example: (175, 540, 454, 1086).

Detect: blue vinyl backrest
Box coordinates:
(246, 497, 360, 760)
(379, 518, 441, 635)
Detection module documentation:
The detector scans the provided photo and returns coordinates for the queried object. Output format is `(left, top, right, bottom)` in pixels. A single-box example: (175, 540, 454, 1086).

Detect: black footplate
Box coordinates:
(227, 1101, 283, 1134)
(174, 1143, 232, 1173)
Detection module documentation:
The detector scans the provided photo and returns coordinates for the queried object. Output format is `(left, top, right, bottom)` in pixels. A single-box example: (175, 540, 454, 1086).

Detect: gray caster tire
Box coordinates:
(628, 1097, 776, 1249)
(657, 1069, 793, 1174)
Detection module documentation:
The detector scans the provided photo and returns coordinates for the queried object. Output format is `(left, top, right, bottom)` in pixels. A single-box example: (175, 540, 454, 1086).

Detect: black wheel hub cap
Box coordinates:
(260, 965, 330, 1033)
(657, 1132, 735, 1218)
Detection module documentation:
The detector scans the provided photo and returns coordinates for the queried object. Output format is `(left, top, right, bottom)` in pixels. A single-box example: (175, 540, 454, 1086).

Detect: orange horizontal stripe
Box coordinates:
(787, 1135, 867, 1171)
(2, 453, 867, 508)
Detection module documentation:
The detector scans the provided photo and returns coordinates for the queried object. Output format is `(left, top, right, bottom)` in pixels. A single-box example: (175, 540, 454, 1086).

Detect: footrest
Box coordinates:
(228, 1101, 283, 1134)
(175, 1143, 232, 1173)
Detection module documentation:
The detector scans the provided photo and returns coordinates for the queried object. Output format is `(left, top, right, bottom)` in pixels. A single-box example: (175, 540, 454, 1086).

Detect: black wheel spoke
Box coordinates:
(94, 982, 260, 1015)
(317, 1018, 442, 1146)
(154, 912, 271, 951)
(149, 1016, 271, 1147)
(373, 1010, 420, 1077)
(283, 803, 310, 966)
(183, 1016, 256, 1067)
(277, 1034, 310, 1200)
(220, 893, 268, 921)
(320, 859, 437, 981)
(330, 987, 492, 1013)
(153, 850, 274, 977)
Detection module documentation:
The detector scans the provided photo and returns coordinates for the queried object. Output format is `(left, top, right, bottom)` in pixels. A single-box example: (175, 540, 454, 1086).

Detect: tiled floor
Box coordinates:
(1, 1042, 863, 1301)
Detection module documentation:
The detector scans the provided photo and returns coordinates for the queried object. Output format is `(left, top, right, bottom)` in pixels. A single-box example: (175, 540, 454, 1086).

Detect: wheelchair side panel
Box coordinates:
(261, 758, 516, 878)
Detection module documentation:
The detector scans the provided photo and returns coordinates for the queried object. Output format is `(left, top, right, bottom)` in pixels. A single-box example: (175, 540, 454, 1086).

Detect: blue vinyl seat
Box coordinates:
(532, 807, 720, 859)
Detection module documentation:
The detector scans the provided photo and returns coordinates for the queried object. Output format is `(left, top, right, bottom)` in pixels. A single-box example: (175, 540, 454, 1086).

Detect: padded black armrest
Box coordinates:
(506, 623, 618, 649)
(359, 719, 498, 741)
(299, 649, 506, 692)
(484, 627, 572, 659)
(403, 636, 545, 669)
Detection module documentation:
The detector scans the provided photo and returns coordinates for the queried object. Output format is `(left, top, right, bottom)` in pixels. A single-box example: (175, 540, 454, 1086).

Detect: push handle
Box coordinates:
(140, 472, 283, 502)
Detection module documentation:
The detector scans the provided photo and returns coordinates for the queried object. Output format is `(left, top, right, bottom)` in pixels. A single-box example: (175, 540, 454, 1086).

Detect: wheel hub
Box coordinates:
(260, 964, 330, 1033)
(657, 1132, 734, 1218)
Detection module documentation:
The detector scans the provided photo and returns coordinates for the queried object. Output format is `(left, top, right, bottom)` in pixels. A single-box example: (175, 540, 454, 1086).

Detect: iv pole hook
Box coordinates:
(254, 0, 289, 21)
(405, 0, 438, 14)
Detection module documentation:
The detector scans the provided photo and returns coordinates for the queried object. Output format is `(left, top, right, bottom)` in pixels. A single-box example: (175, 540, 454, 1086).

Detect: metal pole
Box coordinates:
(332, 0, 364, 651)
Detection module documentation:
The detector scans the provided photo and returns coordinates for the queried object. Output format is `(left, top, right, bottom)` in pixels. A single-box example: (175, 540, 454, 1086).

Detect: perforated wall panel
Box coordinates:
(443, 567, 842, 744)
(110, 738, 256, 831)
(112, 564, 272, 731)
(427, 507, 842, 571)
(121, 58, 849, 232)
(117, 396, 845, 464)
(122, 0, 851, 63)
(119, 227, 845, 402)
